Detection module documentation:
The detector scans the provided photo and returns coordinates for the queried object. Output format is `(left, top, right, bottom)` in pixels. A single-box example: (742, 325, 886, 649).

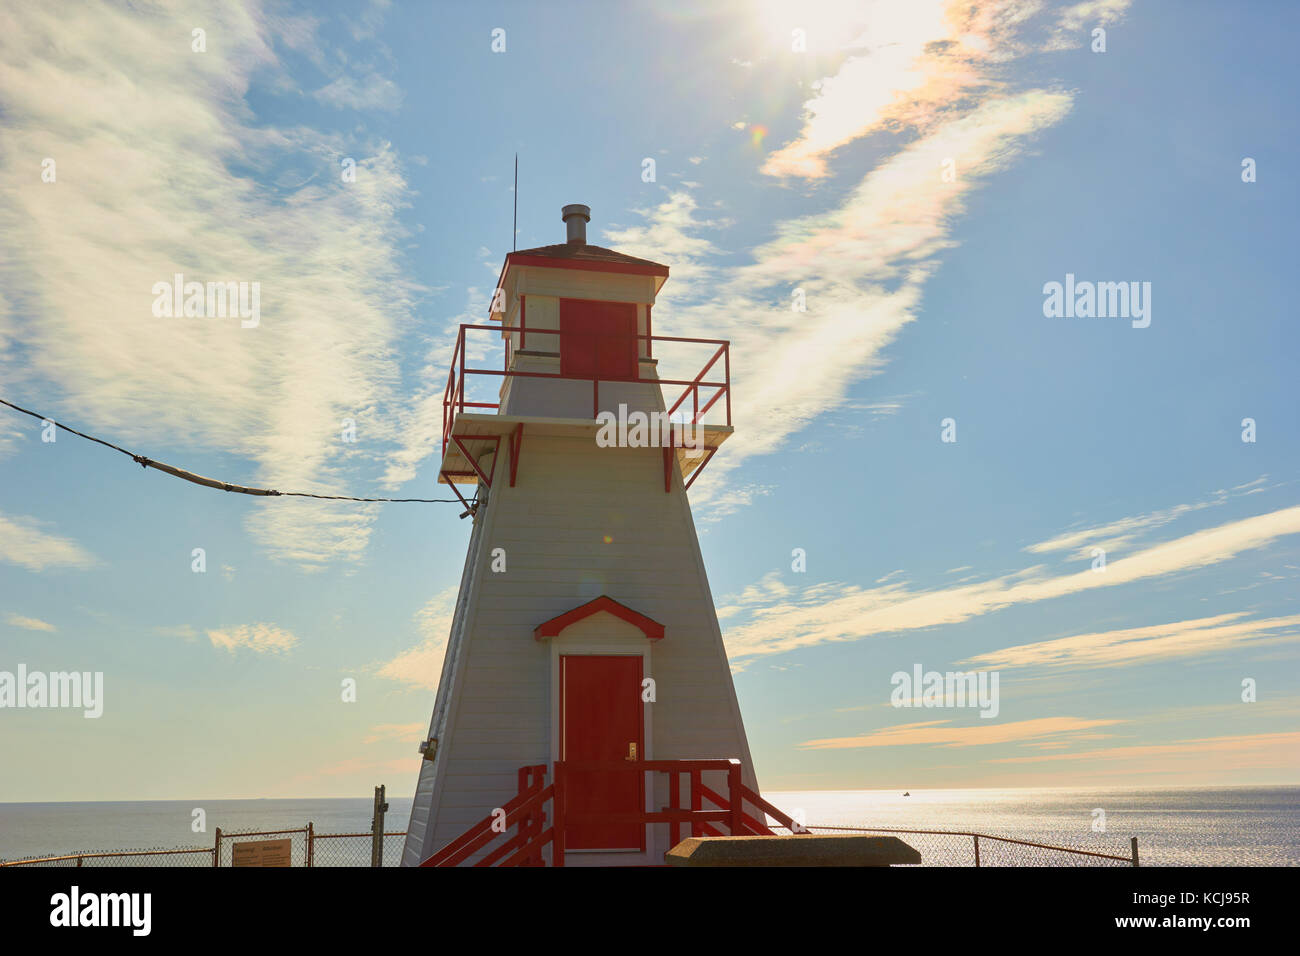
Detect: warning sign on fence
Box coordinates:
(231, 838, 292, 867)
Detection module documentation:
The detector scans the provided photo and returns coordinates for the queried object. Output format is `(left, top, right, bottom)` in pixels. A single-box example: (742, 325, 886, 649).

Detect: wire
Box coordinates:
(0, 397, 458, 504)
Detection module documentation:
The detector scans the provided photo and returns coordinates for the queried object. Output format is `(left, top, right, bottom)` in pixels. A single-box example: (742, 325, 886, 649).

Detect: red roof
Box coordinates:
(490, 244, 670, 316)
(533, 595, 665, 641)
(508, 242, 668, 274)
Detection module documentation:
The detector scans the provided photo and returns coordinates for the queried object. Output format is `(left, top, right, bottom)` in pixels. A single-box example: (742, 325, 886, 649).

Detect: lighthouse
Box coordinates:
(402, 205, 785, 867)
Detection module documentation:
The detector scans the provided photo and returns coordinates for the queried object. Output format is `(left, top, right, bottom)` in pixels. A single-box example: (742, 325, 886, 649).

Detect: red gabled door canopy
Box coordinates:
(533, 596, 665, 642)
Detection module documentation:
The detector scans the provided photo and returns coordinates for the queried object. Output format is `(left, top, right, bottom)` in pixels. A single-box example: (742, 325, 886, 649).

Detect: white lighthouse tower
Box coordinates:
(402, 205, 786, 867)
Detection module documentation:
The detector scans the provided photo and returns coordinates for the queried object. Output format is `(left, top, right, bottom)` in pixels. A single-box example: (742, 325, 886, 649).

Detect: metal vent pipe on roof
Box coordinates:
(562, 204, 590, 245)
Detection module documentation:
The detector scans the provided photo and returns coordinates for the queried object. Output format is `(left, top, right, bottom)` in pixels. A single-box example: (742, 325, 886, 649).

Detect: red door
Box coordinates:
(559, 655, 645, 850)
(559, 299, 638, 381)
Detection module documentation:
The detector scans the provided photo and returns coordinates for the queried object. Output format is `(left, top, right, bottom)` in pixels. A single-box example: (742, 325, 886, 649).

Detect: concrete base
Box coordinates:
(665, 834, 921, 868)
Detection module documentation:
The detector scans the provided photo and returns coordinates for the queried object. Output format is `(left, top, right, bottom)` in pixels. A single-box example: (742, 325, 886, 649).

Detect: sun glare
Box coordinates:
(752, 0, 874, 53)
(753, 0, 952, 57)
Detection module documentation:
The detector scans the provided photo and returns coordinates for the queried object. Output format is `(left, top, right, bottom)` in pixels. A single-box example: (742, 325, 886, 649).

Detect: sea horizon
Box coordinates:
(3, 780, 1295, 803)
(4, 784, 1296, 867)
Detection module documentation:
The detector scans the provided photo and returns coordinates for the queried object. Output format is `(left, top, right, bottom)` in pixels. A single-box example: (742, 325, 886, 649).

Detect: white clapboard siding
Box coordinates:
(401, 426, 758, 866)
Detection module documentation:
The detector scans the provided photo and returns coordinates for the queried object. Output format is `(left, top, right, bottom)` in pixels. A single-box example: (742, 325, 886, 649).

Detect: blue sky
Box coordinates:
(1, 0, 1297, 800)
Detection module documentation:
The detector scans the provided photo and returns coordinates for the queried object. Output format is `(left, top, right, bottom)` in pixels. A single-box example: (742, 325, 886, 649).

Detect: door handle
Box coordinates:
(625, 742, 637, 762)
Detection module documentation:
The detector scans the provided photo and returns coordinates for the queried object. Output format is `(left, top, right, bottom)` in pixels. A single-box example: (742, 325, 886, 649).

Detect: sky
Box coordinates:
(1, 0, 1297, 801)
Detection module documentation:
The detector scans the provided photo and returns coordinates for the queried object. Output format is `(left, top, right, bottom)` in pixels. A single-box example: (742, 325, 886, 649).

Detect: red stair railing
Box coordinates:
(420, 758, 799, 867)
(421, 764, 552, 867)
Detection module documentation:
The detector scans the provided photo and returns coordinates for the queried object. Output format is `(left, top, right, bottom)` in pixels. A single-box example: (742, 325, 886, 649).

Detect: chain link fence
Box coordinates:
(796, 825, 1136, 866)
(0, 846, 216, 868)
(4, 826, 1135, 867)
(0, 826, 403, 868)
(1, 785, 408, 868)
(308, 832, 407, 868)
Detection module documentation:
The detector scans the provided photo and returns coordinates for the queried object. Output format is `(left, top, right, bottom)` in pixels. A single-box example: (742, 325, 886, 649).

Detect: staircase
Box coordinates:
(420, 758, 800, 867)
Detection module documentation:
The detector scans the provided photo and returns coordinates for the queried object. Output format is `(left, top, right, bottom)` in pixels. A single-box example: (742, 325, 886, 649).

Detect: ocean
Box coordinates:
(1, 786, 1295, 866)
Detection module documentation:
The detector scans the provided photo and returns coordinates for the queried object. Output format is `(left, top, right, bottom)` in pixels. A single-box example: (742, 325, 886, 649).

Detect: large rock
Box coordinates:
(665, 834, 921, 867)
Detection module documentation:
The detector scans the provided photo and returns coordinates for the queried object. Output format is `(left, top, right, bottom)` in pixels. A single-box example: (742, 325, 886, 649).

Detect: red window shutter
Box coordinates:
(559, 299, 637, 381)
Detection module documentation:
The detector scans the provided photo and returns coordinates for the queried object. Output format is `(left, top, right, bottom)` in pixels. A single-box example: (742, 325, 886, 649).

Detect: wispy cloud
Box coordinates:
(207, 623, 299, 655)
(312, 71, 402, 111)
(0, 413, 23, 460)
(6, 613, 55, 632)
(154, 625, 198, 641)
(759, 0, 957, 179)
(373, 587, 458, 691)
(0, 511, 97, 571)
(991, 731, 1300, 768)
(963, 612, 1300, 671)
(802, 715, 1124, 750)
(1025, 494, 1230, 559)
(1044, 0, 1131, 52)
(722, 503, 1300, 660)
(363, 721, 425, 744)
(0, 2, 424, 569)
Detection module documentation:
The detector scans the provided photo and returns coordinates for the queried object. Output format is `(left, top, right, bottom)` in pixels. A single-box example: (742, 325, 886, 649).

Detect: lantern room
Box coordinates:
(437, 204, 734, 511)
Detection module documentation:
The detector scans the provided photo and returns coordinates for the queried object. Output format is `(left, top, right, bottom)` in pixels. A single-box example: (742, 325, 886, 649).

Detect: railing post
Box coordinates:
(76, 856, 82, 868)
(553, 762, 566, 868)
(668, 770, 681, 849)
(727, 763, 742, 836)
(443, 365, 454, 456)
(1131, 836, 1140, 867)
(724, 345, 731, 426)
(213, 827, 221, 867)
(690, 770, 702, 837)
(306, 822, 314, 868)
(973, 834, 980, 867)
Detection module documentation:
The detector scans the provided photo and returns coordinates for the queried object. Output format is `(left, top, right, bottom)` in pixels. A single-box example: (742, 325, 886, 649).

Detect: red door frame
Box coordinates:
(557, 654, 647, 852)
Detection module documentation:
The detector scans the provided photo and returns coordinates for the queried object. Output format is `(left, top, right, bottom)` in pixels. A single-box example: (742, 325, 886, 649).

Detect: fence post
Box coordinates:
(973, 834, 980, 867)
(1130, 837, 1139, 867)
(306, 822, 314, 868)
(371, 785, 389, 868)
(213, 827, 222, 867)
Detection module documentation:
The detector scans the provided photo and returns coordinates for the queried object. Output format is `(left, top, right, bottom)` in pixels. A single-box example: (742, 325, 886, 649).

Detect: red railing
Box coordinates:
(441, 323, 731, 457)
(420, 758, 784, 867)
(421, 764, 552, 867)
